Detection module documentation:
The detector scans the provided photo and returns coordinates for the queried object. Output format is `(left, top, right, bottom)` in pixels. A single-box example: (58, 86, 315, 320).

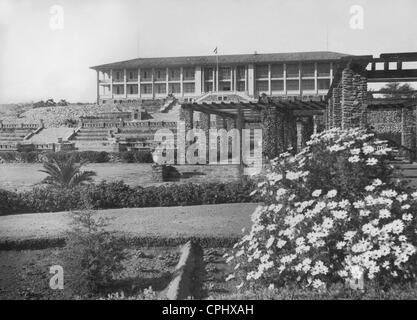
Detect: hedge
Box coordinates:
(0, 150, 153, 164)
(0, 180, 259, 215)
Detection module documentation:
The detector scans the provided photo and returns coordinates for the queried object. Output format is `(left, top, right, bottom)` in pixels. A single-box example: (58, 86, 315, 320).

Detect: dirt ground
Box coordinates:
(0, 247, 180, 300)
(0, 246, 237, 300)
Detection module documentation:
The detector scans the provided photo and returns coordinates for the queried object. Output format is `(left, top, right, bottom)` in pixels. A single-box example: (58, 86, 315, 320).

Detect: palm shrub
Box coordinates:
(226, 128, 417, 292)
(39, 156, 96, 188)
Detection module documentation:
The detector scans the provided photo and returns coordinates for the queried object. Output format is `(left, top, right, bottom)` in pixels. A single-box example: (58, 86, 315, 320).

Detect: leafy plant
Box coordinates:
(63, 209, 127, 295)
(39, 156, 96, 188)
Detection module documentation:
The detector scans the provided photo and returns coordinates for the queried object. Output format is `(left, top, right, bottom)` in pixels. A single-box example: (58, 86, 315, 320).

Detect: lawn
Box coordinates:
(0, 163, 155, 191)
(0, 203, 258, 243)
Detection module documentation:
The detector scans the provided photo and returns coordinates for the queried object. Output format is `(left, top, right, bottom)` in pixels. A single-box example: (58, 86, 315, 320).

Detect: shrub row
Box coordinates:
(0, 150, 153, 164)
(0, 180, 259, 215)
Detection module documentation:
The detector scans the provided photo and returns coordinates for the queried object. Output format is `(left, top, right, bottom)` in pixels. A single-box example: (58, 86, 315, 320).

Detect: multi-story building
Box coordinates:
(91, 51, 350, 104)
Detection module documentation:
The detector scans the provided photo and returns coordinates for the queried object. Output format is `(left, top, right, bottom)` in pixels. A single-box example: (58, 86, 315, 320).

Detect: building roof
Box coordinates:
(90, 51, 351, 70)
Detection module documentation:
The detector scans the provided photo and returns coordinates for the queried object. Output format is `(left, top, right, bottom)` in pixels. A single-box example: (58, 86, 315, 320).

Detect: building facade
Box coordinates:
(91, 51, 350, 104)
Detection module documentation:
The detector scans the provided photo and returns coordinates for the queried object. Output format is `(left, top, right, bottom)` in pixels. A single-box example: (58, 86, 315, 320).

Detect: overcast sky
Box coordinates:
(0, 0, 416, 103)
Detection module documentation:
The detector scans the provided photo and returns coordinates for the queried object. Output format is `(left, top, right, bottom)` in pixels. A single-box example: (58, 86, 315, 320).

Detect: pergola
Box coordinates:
(180, 98, 326, 160)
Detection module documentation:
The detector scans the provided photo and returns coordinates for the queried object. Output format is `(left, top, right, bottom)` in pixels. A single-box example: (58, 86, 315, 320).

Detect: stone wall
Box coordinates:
(153, 164, 242, 183)
(327, 68, 367, 130)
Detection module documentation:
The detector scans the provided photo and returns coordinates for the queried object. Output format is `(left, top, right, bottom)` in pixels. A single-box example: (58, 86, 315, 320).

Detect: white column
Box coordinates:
(180, 67, 184, 97)
(230, 66, 232, 91)
(96, 70, 100, 104)
(123, 69, 127, 98)
(166, 67, 169, 95)
(314, 63, 318, 95)
(299, 62, 302, 97)
(138, 68, 141, 98)
(268, 64, 272, 95)
(247, 64, 255, 96)
(110, 69, 113, 98)
(151, 68, 155, 99)
(201, 68, 205, 93)
(245, 66, 248, 93)
(195, 66, 202, 96)
(212, 68, 215, 92)
(283, 64, 287, 95)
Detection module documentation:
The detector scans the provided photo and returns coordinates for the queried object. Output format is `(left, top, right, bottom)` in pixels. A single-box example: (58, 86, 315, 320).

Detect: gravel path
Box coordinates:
(0, 203, 259, 242)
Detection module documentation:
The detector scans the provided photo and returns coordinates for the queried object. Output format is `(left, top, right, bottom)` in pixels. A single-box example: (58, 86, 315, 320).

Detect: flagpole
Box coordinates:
(216, 48, 219, 92)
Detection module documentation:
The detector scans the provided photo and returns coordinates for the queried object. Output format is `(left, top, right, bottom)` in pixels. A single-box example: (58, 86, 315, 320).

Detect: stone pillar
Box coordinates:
(313, 115, 318, 135)
(333, 86, 342, 128)
(222, 117, 228, 130)
(200, 112, 210, 163)
(285, 113, 297, 152)
(296, 120, 305, 152)
(359, 75, 368, 127)
(401, 107, 415, 151)
(276, 113, 285, 154)
(236, 109, 244, 179)
(261, 108, 279, 159)
(341, 68, 354, 129)
(183, 108, 194, 131)
(226, 118, 236, 130)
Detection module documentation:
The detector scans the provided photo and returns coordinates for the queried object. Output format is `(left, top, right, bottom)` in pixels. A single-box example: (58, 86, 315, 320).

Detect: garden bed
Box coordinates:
(0, 247, 180, 300)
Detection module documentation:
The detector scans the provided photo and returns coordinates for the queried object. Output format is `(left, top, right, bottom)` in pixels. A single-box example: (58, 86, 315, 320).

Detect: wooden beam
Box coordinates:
(193, 104, 237, 119)
(366, 69, 417, 82)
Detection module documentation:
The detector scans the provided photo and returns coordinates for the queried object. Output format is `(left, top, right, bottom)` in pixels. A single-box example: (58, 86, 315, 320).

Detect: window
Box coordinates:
(183, 67, 195, 80)
(287, 80, 299, 91)
(204, 68, 214, 80)
(237, 81, 245, 92)
(114, 70, 124, 81)
(155, 68, 166, 81)
(140, 84, 152, 94)
(318, 79, 331, 90)
(317, 63, 331, 77)
(128, 70, 137, 81)
(168, 83, 180, 94)
(155, 83, 166, 94)
(271, 65, 284, 78)
(219, 67, 231, 81)
(301, 63, 315, 77)
(302, 79, 315, 91)
(286, 64, 299, 78)
(219, 82, 231, 91)
(237, 66, 246, 80)
(128, 84, 138, 94)
(204, 82, 213, 92)
(169, 68, 181, 81)
(256, 80, 269, 92)
(184, 83, 195, 93)
(141, 69, 152, 81)
(255, 65, 268, 79)
(114, 85, 124, 95)
(271, 80, 284, 91)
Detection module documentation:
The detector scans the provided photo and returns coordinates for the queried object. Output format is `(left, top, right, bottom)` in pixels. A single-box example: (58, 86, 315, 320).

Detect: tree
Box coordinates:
(57, 99, 69, 106)
(39, 156, 96, 188)
(379, 82, 416, 99)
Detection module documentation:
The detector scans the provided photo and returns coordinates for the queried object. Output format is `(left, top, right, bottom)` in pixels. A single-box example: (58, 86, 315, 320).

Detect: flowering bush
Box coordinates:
(226, 128, 417, 291)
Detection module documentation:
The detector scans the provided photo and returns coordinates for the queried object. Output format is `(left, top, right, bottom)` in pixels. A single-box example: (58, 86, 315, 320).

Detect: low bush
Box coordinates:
(0, 150, 153, 163)
(0, 180, 259, 215)
(118, 150, 153, 163)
